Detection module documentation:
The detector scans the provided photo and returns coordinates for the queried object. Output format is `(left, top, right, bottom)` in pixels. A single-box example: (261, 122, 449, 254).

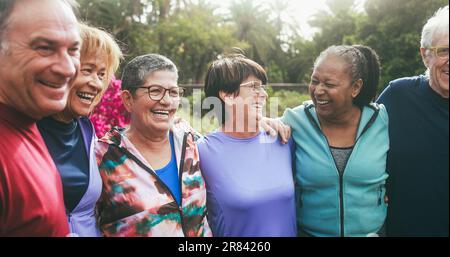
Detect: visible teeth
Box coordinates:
(317, 100, 330, 105)
(77, 92, 95, 101)
(152, 110, 170, 115)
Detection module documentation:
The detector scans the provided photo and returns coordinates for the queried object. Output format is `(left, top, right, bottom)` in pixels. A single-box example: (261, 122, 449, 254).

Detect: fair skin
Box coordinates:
(310, 55, 362, 147)
(122, 70, 180, 170)
(420, 32, 449, 98)
(0, 0, 81, 120)
(219, 75, 268, 139)
(54, 54, 107, 123)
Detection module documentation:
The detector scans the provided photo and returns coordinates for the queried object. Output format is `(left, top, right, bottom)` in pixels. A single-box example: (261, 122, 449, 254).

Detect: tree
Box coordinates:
(309, 0, 360, 55)
(228, 0, 278, 66)
(157, 2, 243, 83)
(358, 0, 449, 90)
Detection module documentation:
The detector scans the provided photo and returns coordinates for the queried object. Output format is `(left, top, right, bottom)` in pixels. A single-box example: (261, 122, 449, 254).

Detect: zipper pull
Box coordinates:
(378, 186, 383, 206)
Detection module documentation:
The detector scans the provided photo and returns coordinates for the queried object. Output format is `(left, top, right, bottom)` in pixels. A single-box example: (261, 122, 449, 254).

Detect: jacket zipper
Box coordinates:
(120, 134, 189, 237)
(67, 213, 77, 236)
(177, 133, 189, 236)
(378, 185, 383, 206)
(305, 104, 379, 237)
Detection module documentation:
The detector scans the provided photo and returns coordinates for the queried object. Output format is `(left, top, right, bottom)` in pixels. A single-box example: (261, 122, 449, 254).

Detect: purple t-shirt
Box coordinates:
(198, 131, 297, 237)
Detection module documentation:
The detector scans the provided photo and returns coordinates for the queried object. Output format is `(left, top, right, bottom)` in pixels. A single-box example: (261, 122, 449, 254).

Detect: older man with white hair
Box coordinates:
(377, 5, 449, 237)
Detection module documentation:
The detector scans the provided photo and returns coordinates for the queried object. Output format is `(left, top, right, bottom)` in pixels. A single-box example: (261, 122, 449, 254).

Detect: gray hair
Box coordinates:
(421, 5, 449, 48)
(121, 54, 179, 93)
(314, 45, 381, 107)
(0, 0, 79, 51)
(420, 5, 448, 78)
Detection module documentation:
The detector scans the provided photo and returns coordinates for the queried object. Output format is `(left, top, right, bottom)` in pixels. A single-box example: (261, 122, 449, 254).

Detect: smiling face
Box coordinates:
(310, 54, 361, 121)
(421, 32, 449, 98)
(221, 75, 268, 132)
(237, 76, 268, 122)
(63, 53, 107, 119)
(0, 0, 81, 120)
(123, 70, 180, 135)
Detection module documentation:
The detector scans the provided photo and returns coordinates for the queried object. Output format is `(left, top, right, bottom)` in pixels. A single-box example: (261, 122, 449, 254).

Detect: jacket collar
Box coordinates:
(304, 101, 380, 139)
(98, 121, 196, 148)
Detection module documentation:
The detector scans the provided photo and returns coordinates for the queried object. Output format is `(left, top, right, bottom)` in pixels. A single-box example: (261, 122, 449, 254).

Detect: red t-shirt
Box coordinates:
(0, 103, 69, 236)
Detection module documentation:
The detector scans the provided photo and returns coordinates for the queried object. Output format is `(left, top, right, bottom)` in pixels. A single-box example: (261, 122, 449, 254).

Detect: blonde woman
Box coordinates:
(37, 23, 123, 236)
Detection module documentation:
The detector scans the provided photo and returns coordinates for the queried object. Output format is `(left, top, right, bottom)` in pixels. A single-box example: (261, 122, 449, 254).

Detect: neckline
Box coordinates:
(421, 76, 449, 103)
(39, 116, 78, 136)
(216, 130, 263, 142)
(329, 145, 354, 150)
(0, 102, 36, 128)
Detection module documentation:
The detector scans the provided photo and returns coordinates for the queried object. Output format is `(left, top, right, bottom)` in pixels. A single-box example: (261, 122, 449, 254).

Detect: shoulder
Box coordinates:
(173, 119, 201, 137)
(367, 103, 389, 126)
(197, 132, 220, 150)
(95, 127, 124, 157)
(380, 76, 424, 97)
(390, 76, 423, 87)
(282, 102, 310, 126)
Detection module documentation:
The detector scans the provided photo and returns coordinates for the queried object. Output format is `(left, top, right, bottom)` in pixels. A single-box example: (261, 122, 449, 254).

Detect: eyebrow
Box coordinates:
(30, 37, 81, 48)
(141, 84, 178, 88)
(81, 62, 106, 70)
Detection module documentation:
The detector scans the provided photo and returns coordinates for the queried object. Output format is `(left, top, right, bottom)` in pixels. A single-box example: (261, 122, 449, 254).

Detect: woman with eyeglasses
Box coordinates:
(94, 54, 211, 237)
(197, 54, 297, 237)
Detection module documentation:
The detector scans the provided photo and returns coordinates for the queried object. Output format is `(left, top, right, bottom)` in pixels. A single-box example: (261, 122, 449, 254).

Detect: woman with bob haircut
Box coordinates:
(198, 54, 297, 237)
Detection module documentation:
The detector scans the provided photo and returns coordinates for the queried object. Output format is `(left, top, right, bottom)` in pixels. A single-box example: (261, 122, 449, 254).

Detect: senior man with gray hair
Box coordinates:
(377, 5, 449, 237)
(0, 0, 81, 236)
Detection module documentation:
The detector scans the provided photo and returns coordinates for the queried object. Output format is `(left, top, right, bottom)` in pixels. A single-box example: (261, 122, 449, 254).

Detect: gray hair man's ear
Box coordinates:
(420, 48, 430, 68)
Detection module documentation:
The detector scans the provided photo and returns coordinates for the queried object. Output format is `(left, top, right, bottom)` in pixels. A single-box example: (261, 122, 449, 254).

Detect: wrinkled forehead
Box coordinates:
(142, 70, 179, 87)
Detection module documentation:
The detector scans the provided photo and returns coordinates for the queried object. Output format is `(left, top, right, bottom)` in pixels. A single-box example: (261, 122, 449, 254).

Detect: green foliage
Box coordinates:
(268, 90, 311, 117)
(78, 0, 449, 94)
(156, 4, 242, 83)
(357, 0, 448, 90)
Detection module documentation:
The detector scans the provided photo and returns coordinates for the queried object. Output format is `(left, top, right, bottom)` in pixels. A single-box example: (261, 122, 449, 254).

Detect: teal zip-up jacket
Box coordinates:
(282, 102, 389, 237)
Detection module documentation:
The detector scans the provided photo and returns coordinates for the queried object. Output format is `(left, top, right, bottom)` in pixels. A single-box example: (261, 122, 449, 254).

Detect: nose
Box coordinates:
(258, 87, 268, 99)
(158, 89, 172, 105)
(314, 83, 326, 95)
(51, 51, 78, 80)
(88, 74, 104, 92)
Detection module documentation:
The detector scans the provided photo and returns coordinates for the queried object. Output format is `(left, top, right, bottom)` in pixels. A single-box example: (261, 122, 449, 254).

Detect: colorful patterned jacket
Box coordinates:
(95, 123, 212, 237)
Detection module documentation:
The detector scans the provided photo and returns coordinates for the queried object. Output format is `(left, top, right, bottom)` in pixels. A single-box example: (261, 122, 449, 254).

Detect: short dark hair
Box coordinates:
(314, 45, 381, 107)
(204, 54, 268, 125)
(0, 0, 79, 46)
(121, 54, 178, 94)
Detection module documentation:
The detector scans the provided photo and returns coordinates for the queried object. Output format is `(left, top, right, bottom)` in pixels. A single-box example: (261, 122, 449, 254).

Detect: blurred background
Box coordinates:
(82, 0, 448, 135)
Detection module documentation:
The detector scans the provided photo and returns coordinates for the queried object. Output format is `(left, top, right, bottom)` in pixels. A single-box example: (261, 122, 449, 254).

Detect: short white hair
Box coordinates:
(421, 5, 449, 48)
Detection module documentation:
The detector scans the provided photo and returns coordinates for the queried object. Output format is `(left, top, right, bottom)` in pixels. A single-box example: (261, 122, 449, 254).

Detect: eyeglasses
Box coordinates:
(427, 46, 449, 59)
(240, 81, 267, 93)
(138, 85, 185, 101)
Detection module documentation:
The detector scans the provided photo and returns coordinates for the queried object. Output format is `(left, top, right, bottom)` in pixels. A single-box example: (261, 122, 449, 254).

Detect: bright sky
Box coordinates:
(209, 0, 367, 39)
